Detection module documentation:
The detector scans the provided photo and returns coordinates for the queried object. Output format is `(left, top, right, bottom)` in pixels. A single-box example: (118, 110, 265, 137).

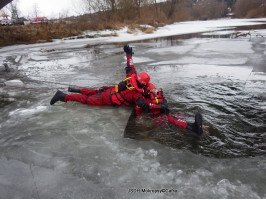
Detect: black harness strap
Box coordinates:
(86, 96, 89, 104)
(109, 89, 116, 106)
(119, 92, 131, 105)
(114, 92, 131, 105)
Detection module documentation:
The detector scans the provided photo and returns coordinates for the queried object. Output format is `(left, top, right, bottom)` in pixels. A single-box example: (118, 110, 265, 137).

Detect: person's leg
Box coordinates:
(66, 89, 112, 106)
(65, 93, 89, 104)
(68, 87, 98, 96)
(80, 89, 97, 96)
(168, 114, 187, 129)
(168, 113, 203, 136)
(51, 88, 113, 106)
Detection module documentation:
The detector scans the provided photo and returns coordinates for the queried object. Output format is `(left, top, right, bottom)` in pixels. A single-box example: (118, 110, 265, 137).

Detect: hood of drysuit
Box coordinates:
(144, 82, 156, 94)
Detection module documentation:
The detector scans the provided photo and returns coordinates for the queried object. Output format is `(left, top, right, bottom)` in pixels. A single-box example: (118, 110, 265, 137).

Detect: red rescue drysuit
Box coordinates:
(134, 90, 189, 130)
(64, 54, 150, 110)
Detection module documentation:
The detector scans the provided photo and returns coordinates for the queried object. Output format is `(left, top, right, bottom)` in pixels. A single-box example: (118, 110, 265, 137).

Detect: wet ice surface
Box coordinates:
(1, 23, 266, 198)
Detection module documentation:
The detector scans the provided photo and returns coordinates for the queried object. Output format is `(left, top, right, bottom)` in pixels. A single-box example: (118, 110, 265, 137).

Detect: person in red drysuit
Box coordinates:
(135, 82, 203, 136)
(50, 45, 168, 114)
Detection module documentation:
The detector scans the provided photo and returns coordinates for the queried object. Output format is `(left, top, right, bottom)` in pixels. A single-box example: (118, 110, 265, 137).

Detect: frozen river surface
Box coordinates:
(0, 19, 266, 198)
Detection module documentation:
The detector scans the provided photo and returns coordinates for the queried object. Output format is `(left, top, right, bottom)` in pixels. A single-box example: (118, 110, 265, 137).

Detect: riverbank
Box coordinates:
(1, 18, 266, 51)
(1, 16, 266, 47)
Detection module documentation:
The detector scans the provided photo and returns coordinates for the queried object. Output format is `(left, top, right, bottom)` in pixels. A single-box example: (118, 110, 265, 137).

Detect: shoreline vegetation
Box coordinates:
(0, 0, 266, 47)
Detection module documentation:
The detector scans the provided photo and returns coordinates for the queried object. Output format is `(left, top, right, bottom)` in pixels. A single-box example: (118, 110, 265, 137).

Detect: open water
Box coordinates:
(0, 24, 265, 198)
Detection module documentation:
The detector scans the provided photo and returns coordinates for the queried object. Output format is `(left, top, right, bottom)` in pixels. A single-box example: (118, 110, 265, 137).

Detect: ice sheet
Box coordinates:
(0, 18, 266, 199)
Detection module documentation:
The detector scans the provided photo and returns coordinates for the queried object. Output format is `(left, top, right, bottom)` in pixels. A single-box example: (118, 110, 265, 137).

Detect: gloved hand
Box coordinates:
(136, 99, 150, 112)
(162, 99, 168, 104)
(160, 103, 170, 114)
(124, 45, 133, 56)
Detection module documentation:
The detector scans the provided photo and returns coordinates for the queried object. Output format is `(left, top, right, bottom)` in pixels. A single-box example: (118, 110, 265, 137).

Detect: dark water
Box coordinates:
(123, 26, 266, 158)
(125, 81, 266, 158)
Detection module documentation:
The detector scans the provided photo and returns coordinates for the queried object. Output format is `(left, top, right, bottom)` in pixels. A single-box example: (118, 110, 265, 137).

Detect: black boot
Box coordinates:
(50, 90, 66, 105)
(68, 87, 81, 93)
(186, 113, 203, 136)
(194, 113, 203, 136)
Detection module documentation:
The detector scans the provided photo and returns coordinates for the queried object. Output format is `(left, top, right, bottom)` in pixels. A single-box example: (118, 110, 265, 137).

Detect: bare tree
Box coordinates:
(9, 0, 20, 19)
(167, 0, 180, 19)
(107, 0, 117, 13)
(234, 0, 266, 18)
(132, 0, 150, 17)
(83, 0, 117, 13)
(32, 3, 40, 18)
(0, 0, 20, 19)
(154, 0, 158, 15)
(192, 0, 227, 20)
(0, 7, 9, 19)
(134, 0, 141, 16)
(58, 9, 70, 19)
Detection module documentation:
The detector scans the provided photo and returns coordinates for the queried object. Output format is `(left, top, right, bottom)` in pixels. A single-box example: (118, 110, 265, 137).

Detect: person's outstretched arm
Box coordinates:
(124, 44, 136, 76)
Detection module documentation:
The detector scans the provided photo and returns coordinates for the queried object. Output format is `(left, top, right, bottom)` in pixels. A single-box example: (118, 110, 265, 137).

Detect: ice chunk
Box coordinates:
(8, 106, 47, 117)
(30, 55, 49, 61)
(4, 79, 24, 87)
(123, 56, 153, 64)
(147, 149, 158, 157)
(147, 45, 195, 55)
(15, 56, 22, 63)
